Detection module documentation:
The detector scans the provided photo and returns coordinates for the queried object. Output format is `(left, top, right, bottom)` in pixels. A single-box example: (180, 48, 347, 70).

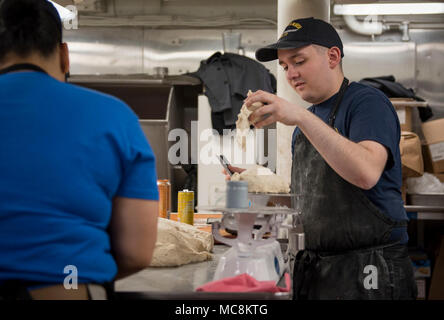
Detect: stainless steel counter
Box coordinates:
(114, 244, 291, 300)
(115, 245, 228, 293)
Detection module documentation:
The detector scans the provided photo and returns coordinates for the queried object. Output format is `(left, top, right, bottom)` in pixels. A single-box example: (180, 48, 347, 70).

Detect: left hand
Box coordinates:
(244, 90, 303, 128)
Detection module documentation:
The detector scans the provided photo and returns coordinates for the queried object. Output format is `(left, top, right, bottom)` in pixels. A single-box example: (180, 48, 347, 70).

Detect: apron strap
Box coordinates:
(328, 77, 349, 127)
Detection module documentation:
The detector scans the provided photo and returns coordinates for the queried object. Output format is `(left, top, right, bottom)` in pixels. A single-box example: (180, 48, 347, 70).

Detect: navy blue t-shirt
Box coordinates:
(292, 82, 408, 244)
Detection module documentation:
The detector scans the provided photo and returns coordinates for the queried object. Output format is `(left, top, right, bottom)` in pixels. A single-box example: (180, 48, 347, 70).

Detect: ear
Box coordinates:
(59, 42, 70, 75)
(327, 46, 341, 69)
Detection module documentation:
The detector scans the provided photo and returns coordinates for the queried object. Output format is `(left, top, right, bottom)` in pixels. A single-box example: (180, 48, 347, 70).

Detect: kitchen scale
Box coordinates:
(199, 193, 302, 284)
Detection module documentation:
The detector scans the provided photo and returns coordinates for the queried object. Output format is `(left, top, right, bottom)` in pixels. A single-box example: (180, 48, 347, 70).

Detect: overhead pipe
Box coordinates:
(342, 14, 387, 36)
(342, 15, 411, 41)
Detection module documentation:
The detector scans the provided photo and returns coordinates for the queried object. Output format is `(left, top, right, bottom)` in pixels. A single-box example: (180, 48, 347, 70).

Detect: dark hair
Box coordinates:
(0, 0, 62, 63)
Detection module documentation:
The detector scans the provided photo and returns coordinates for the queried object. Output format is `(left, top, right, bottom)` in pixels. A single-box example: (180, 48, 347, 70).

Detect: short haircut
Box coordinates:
(312, 44, 343, 71)
(0, 0, 62, 63)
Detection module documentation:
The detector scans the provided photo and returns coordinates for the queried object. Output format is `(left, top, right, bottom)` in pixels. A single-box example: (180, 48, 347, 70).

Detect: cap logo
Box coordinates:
(279, 21, 302, 40)
(289, 22, 302, 29)
(279, 32, 288, 40)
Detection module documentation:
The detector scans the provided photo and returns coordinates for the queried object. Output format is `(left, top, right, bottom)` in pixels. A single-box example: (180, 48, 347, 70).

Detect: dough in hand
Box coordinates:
(149, 218, 214, 267)
(235, 90, 264, 151)
(231, 165, 290, 194)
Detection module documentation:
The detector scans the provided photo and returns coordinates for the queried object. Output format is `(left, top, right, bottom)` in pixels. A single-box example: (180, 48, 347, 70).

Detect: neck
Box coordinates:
(315, 72, 345, 104)
(0, 51, 63, 81)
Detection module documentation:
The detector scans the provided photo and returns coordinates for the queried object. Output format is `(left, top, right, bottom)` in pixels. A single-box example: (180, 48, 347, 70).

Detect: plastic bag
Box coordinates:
(406, 172, 444, 194)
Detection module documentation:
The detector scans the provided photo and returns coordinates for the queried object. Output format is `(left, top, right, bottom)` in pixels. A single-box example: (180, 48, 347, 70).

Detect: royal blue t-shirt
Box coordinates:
(0, 72, 159, 284)
(292, 82, 408, 244)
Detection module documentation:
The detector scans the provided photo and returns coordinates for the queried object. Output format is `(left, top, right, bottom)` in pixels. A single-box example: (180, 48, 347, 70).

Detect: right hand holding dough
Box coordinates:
(248, 101, 264, 112)
(244, 90, 302, 128)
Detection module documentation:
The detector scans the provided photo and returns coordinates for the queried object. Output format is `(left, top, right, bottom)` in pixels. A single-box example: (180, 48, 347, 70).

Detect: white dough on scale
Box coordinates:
(231, 165, 290, 194)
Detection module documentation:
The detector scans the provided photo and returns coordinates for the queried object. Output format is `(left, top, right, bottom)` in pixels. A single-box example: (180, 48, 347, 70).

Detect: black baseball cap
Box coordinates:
(256, 17, 344, 62)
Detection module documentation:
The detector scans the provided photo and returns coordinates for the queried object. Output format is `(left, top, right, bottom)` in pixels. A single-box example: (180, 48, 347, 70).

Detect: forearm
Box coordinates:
(296, 109, 383, 190)
(112, 241, 155, 280)
(244, 91, 386, 189)
(113, 258, 152, 280)
(110, 197, 158, 280)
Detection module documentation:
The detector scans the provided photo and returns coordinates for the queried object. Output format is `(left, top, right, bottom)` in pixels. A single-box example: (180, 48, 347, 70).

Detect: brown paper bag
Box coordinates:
(400, 131, 424, 178)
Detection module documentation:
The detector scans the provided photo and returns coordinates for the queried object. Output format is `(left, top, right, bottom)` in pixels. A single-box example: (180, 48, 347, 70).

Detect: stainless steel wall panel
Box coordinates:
(142, 29, 226, 75)
(64, 24, 443, 119)
(142, 29, 277, 76)
(416, 42, 444, 105)
(342, 41, 416, 89)
(113, 0, 161, 15)
(232, 29, 278, 76)
(158, 0, 276, 20)
(108, 0, 276, 20)
(412, 30, 444, 119)
(64, 27, 144, 74)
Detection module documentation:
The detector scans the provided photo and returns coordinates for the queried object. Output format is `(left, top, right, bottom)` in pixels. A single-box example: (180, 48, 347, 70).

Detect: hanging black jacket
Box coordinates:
(189, 52, 276, 134)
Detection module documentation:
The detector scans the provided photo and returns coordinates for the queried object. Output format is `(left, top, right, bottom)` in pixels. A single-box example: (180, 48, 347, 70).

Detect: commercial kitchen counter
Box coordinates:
(114, 244, 291, 300)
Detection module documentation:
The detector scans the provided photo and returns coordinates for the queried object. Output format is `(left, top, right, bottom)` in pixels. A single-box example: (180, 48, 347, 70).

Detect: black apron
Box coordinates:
(291, 78, 417, 300)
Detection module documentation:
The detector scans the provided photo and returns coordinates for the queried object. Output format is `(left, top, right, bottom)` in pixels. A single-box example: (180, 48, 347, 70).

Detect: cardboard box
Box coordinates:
(434, 173, 444, 183)
(422, 143, 434, 173)
(396, 106, 412, 131)
(169, 213, 222, 234)
(391, 98, 414, 131)
(422, 118, 444, 174)
(390, 98, 427, 132)
(400, 131, 424, 178)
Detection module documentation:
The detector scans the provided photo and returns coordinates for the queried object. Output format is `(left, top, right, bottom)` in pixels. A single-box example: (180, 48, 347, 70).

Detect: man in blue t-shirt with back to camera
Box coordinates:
(0, 0, 159, 299)
(227, 17, 417, 300)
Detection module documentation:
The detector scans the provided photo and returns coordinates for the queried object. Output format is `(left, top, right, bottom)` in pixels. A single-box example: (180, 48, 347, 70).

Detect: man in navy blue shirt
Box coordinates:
(233, 17, 417, 299)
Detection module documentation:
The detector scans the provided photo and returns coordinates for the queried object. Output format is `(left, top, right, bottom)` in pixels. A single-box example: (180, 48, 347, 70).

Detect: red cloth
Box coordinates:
(195, 273, 291, 293)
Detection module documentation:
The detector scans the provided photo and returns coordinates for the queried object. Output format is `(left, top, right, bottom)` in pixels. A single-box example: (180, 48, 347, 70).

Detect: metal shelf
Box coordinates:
(405, 205, 444, 220)
(196, 205, 299, 216)
(405, 205, 444, 213)
(405, 194, 444, 220)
